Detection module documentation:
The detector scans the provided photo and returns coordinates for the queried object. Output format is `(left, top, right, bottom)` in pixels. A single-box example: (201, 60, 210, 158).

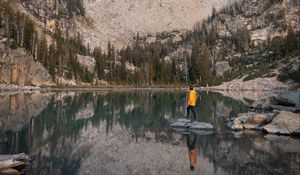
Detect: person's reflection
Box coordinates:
(186, 134, 197, 171)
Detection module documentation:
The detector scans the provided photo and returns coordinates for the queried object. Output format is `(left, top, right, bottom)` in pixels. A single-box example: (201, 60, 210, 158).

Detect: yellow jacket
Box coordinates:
(188, 149, 197, 166)
(187, 90, 197, 106)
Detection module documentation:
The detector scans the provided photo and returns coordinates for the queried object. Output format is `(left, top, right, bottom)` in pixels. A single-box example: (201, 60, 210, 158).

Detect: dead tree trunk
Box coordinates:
(0, 153, 30, 175)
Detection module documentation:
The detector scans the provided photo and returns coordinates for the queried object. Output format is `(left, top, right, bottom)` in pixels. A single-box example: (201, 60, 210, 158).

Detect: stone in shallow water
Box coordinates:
(263, 111, 300, 135)
(190, 122, 214, 130)
(170, 121, 190, 128)
(230, 112, 268, 131)
(170, 119, 214, 130)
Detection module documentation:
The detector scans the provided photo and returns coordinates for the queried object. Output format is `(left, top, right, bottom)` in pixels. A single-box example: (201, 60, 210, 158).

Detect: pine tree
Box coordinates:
(48, 43, 57, 78)
(199, 45, 211, 86)
(94, 47, 105, 80)
(286, 26, 296, 54)
(189, 41, 201, 84)
(270, 36, 282, 59)
(23, 17, 34, 51)
(171, 59, 177, 83)
(37, 36, 48, 66)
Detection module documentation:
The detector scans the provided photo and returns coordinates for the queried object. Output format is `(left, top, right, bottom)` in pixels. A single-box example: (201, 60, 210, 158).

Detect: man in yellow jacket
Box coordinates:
(186, 86, 197, 120)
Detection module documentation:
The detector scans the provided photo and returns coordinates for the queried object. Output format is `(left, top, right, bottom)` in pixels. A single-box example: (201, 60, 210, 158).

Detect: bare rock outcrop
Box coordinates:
(263, 111, 300, 135)
(77, 54, 96, 74)
(229, 110, 300, 136)
(79, 0, 232, 49)
(229, 112, 269, 131)
(215, 61, 231, 77)
(0, 44, 55, 87)
(212, 77, 288, 91)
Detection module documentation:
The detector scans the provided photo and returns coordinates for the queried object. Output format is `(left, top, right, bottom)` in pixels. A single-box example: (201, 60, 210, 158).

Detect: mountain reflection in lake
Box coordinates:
(0, 91, 299, 175)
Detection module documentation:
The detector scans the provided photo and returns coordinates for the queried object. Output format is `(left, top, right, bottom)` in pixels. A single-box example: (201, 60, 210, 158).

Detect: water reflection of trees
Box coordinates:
(1, 91, 251, 156)
(1, 91, 251, 152)
(1, 91, 298, 175)
(92, 91, 184, 134)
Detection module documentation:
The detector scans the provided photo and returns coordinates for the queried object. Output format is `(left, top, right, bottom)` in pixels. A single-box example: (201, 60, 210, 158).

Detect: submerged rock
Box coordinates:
(263, 111, 300, 135)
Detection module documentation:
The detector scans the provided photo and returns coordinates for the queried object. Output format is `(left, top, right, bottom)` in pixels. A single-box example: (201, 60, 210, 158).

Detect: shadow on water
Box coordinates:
(0, 91, 299, 175)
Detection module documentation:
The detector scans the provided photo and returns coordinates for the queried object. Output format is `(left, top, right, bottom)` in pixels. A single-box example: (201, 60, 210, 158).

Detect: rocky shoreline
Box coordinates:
(204, 77, 290, 91)
(0, 84, 42, 93)
(227, 91, 300, 136)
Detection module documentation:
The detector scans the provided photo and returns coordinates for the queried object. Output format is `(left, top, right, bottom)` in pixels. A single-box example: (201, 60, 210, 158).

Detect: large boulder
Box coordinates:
(263, 111, 300, 135)
(77, 54, 96, 74)
(190, 122, 214, 130)
(230, 112, 269, 131)
(215, 61, 231, 77)
(170, 119, 214, 130)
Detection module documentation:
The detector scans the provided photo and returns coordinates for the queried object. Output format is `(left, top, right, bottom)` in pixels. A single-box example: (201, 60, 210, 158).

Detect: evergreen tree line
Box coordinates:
(1, 0, 299, 86)
(93, 37, 181, 86)
(0, 1, 92, 83)
(180, 0, 300, 86)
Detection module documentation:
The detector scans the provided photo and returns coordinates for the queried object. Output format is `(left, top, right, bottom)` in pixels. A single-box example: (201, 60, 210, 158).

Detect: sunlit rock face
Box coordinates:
(263, 111, 300, 135)
(0, 44, 55, 87)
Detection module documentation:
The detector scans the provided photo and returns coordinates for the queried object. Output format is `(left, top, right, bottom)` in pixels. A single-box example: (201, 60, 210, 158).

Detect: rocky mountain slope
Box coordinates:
(167, 0, 300, 88)
(79, 0, 232, 49)
(17, 0, 233, 50)
(1, 0, 299, 88)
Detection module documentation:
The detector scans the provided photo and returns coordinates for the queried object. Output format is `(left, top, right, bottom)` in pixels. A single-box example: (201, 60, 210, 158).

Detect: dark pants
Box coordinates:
(186, 105, 196, 120)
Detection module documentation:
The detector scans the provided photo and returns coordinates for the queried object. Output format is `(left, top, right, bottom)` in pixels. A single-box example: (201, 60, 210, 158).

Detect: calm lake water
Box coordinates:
(0, 91, 299, 175)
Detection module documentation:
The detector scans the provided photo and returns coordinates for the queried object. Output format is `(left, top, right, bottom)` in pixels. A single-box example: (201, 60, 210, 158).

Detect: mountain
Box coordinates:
(176, 0, 300, 88)
(79, 0, 233, 49)
(0, 0, 299, 88)
(16, 0, 233, 49)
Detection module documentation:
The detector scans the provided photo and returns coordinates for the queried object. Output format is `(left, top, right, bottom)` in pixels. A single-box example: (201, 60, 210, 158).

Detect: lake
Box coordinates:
(0, 91, 299, 175)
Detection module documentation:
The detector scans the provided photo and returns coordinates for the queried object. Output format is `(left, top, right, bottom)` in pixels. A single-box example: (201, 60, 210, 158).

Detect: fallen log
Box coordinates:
(0, 153, 30, 175)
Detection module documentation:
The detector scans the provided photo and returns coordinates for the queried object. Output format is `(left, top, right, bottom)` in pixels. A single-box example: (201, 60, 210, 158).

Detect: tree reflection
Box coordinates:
(0, 91, 298, 175)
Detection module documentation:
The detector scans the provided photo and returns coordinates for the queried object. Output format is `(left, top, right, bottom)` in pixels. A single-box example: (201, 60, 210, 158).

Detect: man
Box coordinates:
(186, 86, 197, 120)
